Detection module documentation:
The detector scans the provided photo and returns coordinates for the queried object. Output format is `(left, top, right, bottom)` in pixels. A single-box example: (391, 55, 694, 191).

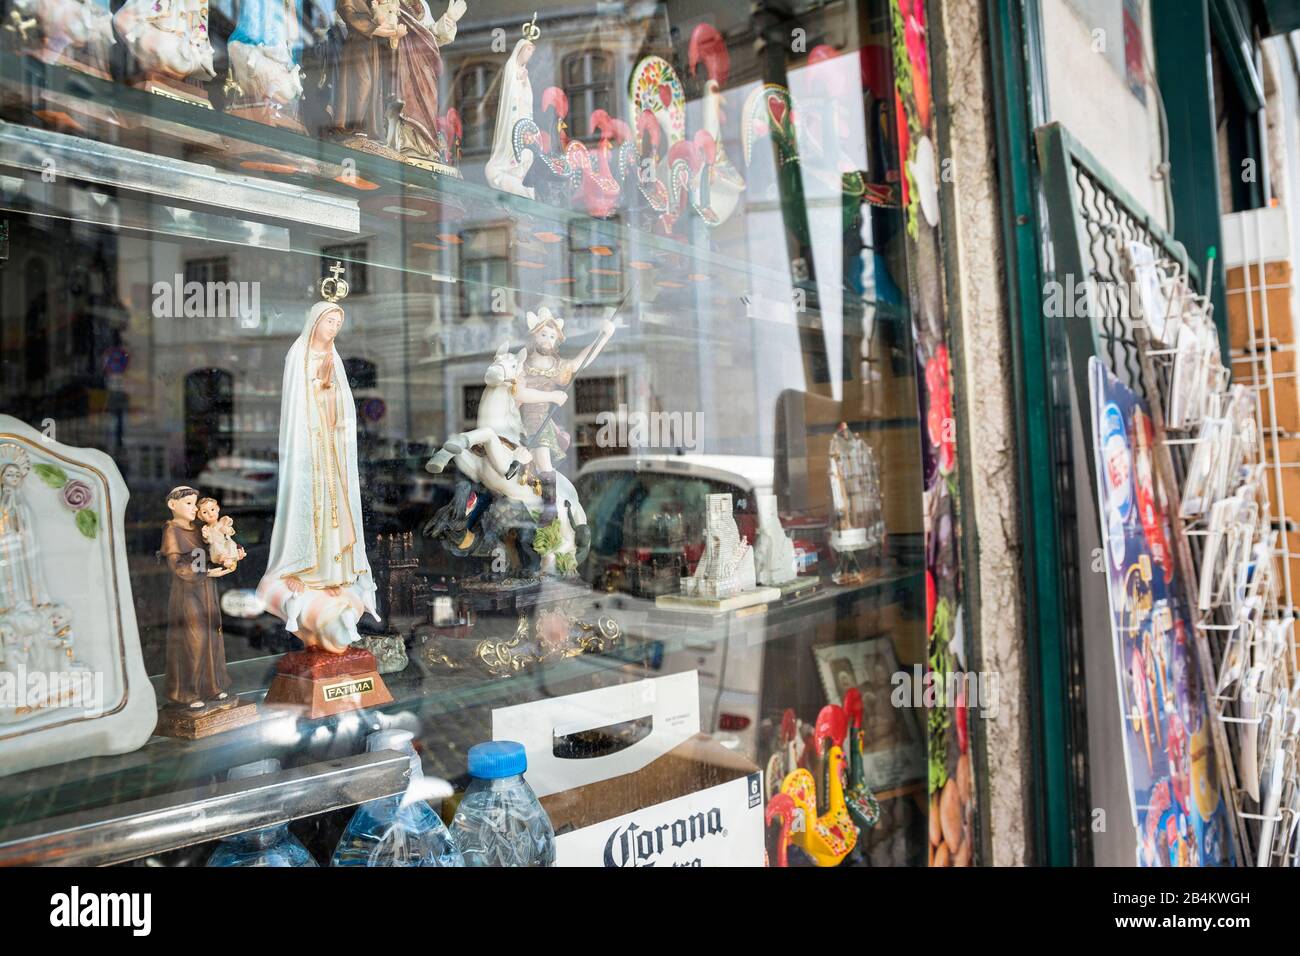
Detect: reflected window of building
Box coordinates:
(183, 368, 233, 477)
(572, 374, 626, 466)
(568, 220, 622, 305)
(455, 60, 502, 154)
(459, 225, 511, 317)
(562, 50, 614, 143)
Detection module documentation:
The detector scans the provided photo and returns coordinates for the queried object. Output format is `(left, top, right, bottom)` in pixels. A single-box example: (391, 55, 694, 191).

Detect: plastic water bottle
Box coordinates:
(330, 729, 463, 867)
(451, 741, 555, 867)
(207, 759, 318, 867)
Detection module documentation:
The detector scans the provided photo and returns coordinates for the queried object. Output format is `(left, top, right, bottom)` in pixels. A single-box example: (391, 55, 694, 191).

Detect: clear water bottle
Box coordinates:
(451, 740, 555, 867)
(330, 729, 463, 867)
(207, 759, 318, 867)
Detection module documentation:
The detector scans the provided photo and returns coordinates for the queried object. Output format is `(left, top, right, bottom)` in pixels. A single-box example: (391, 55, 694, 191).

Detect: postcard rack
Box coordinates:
(1125, 240, 1298, 867)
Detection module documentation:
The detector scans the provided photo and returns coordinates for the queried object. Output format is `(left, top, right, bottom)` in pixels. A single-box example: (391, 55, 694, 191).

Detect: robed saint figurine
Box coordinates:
(257, 268, 379, 654)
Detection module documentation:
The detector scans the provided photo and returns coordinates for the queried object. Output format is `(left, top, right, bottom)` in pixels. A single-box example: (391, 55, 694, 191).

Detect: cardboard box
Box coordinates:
(1230, 347, 1299, 433)
(1226, 260, 1295, 350)
(543, 736, 765, 867)
(493, 673, 765, 867)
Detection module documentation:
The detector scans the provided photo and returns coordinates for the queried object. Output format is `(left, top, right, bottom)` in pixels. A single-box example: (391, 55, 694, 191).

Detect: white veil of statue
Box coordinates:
(257, 300, 378, 649)
(485, 37, 536, 199)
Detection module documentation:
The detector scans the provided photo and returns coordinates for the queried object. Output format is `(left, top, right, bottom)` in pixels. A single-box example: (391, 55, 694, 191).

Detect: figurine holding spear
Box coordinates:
(515, 302, 620, 523)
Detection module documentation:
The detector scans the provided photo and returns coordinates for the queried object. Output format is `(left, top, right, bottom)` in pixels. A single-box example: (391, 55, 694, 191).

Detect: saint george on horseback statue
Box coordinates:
(424, 305, 616, 576)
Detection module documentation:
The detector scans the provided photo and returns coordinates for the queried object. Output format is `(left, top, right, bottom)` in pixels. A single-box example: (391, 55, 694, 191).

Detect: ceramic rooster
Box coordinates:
(438, 108, 463, 168)
(626, 109, 670, 218)
(660, 139, 702, 235)
(515, 87, 580, 205)
(779, 704, 858, 866)
(687, 22, 745, 225)
(765, 792, 796, 867)
(841, 688, 883, 832)
(577, 108, 623, 218)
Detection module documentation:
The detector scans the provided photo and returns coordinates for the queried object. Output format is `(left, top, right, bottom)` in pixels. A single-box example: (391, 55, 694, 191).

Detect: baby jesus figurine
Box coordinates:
(198, 497, 245, 571)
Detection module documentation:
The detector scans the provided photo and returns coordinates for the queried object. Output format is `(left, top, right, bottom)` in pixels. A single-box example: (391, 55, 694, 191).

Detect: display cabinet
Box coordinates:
(0, 0, 954, 867)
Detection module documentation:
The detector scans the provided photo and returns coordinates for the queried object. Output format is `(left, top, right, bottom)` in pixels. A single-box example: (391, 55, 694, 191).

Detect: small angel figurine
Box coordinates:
(198, 497, 244, 571)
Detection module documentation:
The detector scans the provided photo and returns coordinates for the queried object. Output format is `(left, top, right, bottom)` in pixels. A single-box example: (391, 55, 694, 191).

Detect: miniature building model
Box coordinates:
(681, 494, 758, 599)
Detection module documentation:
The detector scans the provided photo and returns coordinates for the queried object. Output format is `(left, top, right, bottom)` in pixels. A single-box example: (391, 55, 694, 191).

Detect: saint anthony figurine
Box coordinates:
(256, 265, 380, 654)
(484, 18, 538, 198)
(331, 0, 465, 164)
(160, 486, 234, 709)
(519, 307, 615, 523)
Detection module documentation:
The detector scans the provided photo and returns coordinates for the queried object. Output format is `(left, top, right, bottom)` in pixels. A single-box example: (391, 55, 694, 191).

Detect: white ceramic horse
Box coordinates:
(426, 342, 587, 572)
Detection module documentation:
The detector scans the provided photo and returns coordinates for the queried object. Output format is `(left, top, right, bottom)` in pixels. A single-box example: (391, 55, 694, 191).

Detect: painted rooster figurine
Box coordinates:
(438, 108, 463, 169)
(778, 704, 858, 866)
(687, 22, 745, 225)
(514, 87, 580, 205)
(841, 687, 883, 832)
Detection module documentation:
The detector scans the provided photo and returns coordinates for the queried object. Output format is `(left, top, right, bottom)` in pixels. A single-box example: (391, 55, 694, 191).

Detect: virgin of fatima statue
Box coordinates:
(484, 16, 538, 198)
(226, 0, 304, 111)
(257, 265, 378, 653)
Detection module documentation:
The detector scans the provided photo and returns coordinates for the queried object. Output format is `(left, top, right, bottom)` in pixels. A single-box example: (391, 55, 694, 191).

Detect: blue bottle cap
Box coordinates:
(467, 740, 527, 779)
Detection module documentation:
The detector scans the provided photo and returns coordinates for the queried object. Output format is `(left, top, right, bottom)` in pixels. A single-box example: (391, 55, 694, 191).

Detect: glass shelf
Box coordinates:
(0, 55, 906, 326)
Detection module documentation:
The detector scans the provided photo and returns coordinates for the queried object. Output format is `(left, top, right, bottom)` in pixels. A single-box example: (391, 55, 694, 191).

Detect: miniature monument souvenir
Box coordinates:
(113, 0, 217, 107)
(10, 0, 115, 80)
(827, 422, 885, 585)
(331, 0, 466, 174)
(484, 15, 538, 199)
(256, 264, 393, 717)
(657, 493, 780, 611)
(0, 416, 155, 776)
(754, 491, 796, 586)
(224, 0, 307, 131)
(155, 486, 258, 739)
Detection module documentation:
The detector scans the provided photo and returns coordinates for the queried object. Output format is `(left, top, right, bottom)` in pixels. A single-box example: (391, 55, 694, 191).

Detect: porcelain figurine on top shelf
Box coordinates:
(827, 422, 886, 586)
(256, 264, 393, 718)
(331, 0, 466, 175)
(687, 23, 745, 226)
(113, 0, 216, 107)
(223, 0, 306, 132)
(484, 15, 538, 199)
(10, 0, 115, 80)
(155, 486, 258, 739)
(656, 493, 781, 612)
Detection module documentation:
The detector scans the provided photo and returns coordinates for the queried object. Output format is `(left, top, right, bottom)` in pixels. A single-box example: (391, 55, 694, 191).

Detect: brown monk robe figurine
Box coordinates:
(156, 486, 258, 739)
(330, 0, 466, 170)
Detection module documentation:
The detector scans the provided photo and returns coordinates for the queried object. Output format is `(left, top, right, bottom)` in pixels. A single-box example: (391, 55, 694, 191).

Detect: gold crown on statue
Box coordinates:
(320, 261, 350, 303)
(522, 12, 541, 41)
